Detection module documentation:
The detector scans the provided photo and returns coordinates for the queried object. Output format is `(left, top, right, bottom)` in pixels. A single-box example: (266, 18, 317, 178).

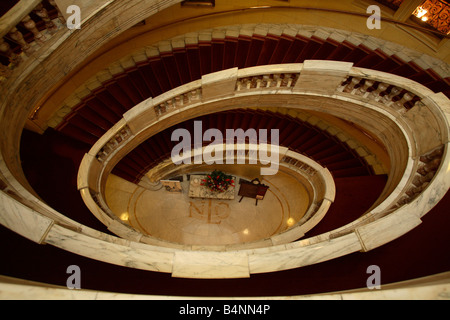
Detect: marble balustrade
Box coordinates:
(88, 63, 445, 214)
(0, 0, 448, 281)
(1, 55, 449, 277)
(80, 143, 336, 250)
(64, 62, 450, 277)
(0, 0, 68, 82)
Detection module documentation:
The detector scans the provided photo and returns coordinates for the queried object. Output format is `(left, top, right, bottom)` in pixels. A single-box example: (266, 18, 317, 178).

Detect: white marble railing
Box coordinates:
(236, 71, 299, 91)
(132, 144, 336, 248)
(70, 60, 448, 278)
(1, 60, 449, 279)
(0, 0, 448, 285)
(79, 143, 336, 250)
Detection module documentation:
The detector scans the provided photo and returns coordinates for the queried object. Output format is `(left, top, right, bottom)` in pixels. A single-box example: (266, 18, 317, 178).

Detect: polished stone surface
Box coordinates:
(105, 171, 310, 246)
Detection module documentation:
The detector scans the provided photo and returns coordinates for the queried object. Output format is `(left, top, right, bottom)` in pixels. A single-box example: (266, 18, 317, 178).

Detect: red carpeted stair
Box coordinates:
(53, 31, 450, 147)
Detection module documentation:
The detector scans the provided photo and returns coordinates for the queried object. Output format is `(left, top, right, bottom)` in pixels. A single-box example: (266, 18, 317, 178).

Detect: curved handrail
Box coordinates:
(90, 143, 336, 249)
(65, 62, 449, 277)
(0, 1, 450, 278)
(0, 0, 447, 278)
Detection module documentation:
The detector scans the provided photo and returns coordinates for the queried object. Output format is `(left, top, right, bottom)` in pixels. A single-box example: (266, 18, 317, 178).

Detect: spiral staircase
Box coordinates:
(0, 0, 450, 299)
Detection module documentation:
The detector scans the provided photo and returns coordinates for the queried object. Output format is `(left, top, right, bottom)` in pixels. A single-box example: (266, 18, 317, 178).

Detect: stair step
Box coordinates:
(331, 166, 370, 178)
(326, 158, 363, 171)
(317, 150, 353, 165)
(74, 105, 113, 131)
(304, 138, 337, 155)
(58, 123, 98, 146)
(84, 97, 121, 124)
(66, 113, 105, 138)
(296, 37, 324, 62)
(223, 37, 238, 69)
(312, 144, 347, 160)
(174, 47, 193, 83)
(269, 34, 295, 64)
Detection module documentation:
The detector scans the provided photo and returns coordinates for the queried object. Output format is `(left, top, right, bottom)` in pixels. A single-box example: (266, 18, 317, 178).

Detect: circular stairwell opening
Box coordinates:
(99, 107, 384, 248)
(105, 165, 312, 246)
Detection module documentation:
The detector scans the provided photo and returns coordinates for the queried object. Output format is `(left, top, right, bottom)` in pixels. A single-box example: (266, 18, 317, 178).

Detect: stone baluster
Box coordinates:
(274, 74, 282, 87)
(238, 78, 246, 90)
(175, 95, 182, 107)
(412, 171, 435, 187)
(155, 104, 163, 116)
(160, 103, 167, 114)
(393, 92, 414, 110)
(377, 84, 393, 101)
(183, 92, 190, 104)
(245, 77, 252, 89)
(267, 75, 276, 87)
(117, 129, 126, 143)
(251, 76, 258, 89)
(8, 27, 33, 55)
(279, 74, 288, 87)
(262, 75, 270, 87)
(365, 80, 379, 93)
(371, 82, 389, 101)
(280, 74, 286, 87)
(405, 183, 429, 198)
(0, 64, 13, 79)
(418, 158, 441, 175)
(236, 80, 242, 91)
(114, 133, 123, 144)
(256, 77, 262, 89)
(356, 79, 374, 97)
(241, 78, 249, 89)
(343, 77, 361, 93)
(166, 99, 173, 110)
(49, 0, 66, 24)
(285, 74, 294, 87)
(380, 86, 401, 106)
(192, 88, 201, 100)
(397, 195, 410, 206)
(420, 147, 443, 162)
(339, 77, 352, 89)
(34, 3, 57, 33)
(291, 74, 299, 87)
(0, 38, 21, 66)
(21, 15, 46, 44)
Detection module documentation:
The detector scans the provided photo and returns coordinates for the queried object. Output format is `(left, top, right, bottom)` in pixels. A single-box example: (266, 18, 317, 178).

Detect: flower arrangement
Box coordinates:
(201, 170, 235, 193)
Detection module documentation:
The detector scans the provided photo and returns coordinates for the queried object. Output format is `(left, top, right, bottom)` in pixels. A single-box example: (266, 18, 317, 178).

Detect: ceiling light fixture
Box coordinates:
(412, 1, 450, 35)
(414, 6, 428, 20)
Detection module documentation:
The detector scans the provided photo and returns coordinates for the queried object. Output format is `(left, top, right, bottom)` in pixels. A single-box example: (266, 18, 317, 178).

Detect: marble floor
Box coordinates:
(105, 171, 310, 246)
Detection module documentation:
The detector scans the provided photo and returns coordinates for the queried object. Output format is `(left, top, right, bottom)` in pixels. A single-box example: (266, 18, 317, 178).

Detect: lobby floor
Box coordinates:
(105, 171, 310, 246)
